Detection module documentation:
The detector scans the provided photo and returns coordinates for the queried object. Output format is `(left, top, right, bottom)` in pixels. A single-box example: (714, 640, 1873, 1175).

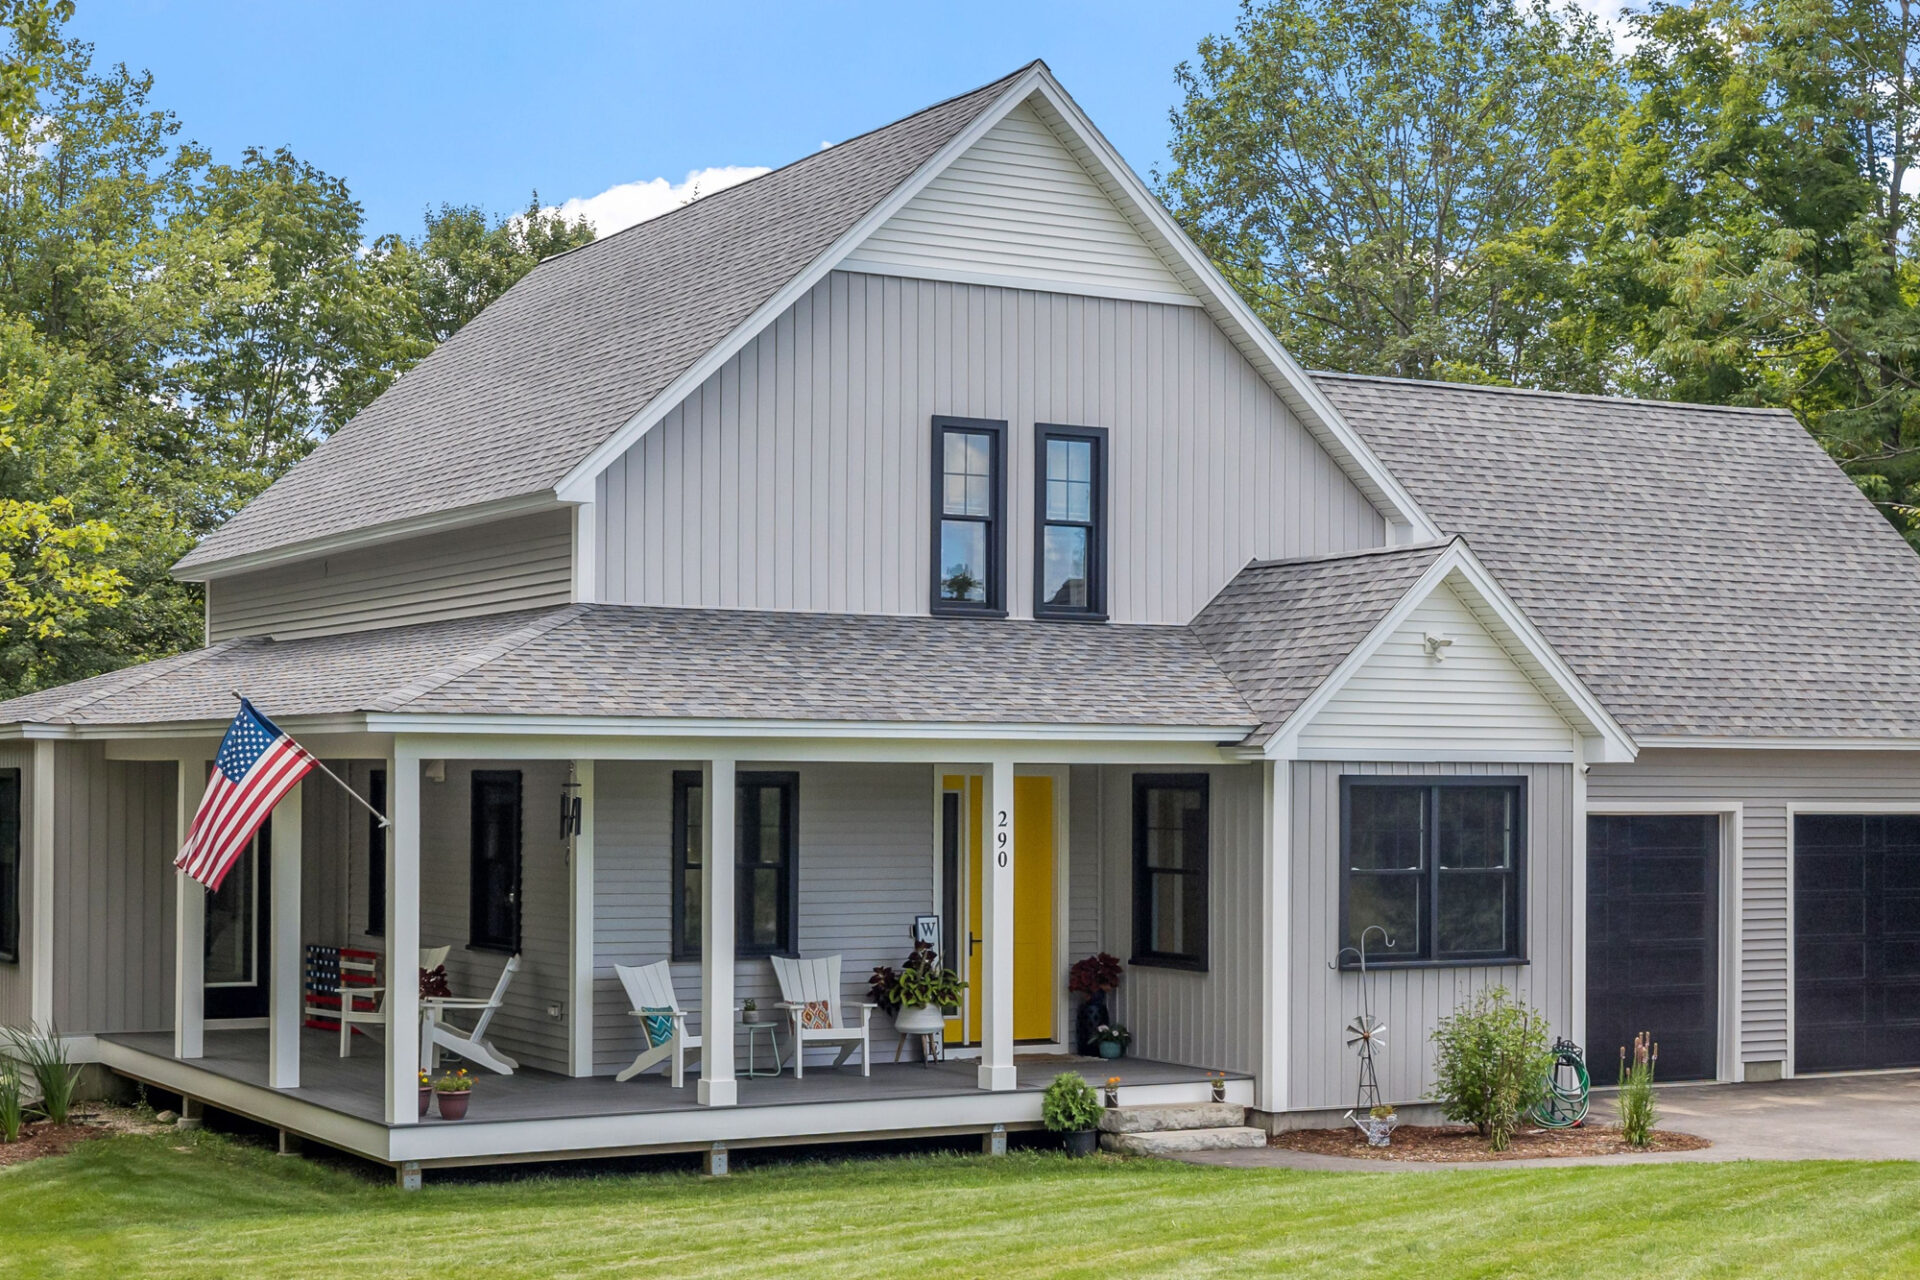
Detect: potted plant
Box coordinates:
(433, 1068, 474, 1120)
(742, 998, 762, 1025)
(1068, 953, 1123, 1055)
(418, 1070, 432, 1119)
(1355, 1103, 1397, 1147)
(1092, 1023, 1131, 1060)
(870, 941, 966, 1036)
(1104, 1076, 1121, 1108)
(1209, 1071, 1228, 1104)
(1042, 1073, 1104, 1157)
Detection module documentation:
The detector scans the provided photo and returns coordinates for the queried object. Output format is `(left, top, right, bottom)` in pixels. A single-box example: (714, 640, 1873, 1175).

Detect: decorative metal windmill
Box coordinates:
(1329, 925, 1393, 1115)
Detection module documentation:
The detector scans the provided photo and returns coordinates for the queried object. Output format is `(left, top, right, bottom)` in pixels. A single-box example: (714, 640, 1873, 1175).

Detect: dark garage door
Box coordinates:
(1795, 814, 1920, 1073)
(1588, 815, 1720, 1081)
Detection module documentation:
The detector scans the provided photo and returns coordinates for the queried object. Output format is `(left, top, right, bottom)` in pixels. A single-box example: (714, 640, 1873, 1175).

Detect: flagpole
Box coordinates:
(230, 691, 391, 828)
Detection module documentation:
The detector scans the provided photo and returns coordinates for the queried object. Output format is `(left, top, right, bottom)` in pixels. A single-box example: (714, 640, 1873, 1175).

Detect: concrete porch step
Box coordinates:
(1099, 1101, 1247, 1134)
(1100, 1127, 1268, 1155)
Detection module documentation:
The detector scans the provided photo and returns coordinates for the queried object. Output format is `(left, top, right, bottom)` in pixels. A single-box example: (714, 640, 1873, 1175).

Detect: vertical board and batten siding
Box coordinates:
(0, 743, 33, 1026)
(1587, 748, 1920, 1070)
(419, 761, 573, 1075)
(1288, 761, 1577, 1112)
(48, 743, 176, 1034)
(590, 761, 937, 1075)
(595, 270, 1387, 624)
(1298, 583, 1578, 756)
(840, 102, 1191, 304)
(206, 508, 572, 642)
(1091, 763, 1265, 1077)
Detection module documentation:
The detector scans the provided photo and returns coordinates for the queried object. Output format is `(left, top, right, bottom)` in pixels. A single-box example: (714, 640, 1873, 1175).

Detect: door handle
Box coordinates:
(968, 932, 980, 957)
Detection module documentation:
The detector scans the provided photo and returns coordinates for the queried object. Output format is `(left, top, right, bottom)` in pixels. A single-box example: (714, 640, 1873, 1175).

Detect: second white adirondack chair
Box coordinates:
(420, 954, 521, 1075)
(771, 954, 874, 1078)
(338, 945, 454, 1059)
(613, 961, 702, 1087)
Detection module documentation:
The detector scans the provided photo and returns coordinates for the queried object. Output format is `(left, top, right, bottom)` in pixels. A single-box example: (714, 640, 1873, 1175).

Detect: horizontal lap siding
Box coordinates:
(597, 271, 1385, 623)
(1587, 748, 1920, 1069)
(1288, 761, 1576, 1112)
(207, 509, 572, 641)
(591, 762, 935, 1076)
(1096, 763, 1263, 1075)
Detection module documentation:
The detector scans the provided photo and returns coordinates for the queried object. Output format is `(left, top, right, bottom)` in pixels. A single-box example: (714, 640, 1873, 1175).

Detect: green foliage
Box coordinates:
(1040, 1072, 1105, 1132)
(1, 1024, 77, 1125)
(1618, 1030, 1660, 1148)
(869, 940, 967, 1013)
(433, 1068, 474, 1094)
(0, 1061, 22, 1142)
(1427, 986, 1555, 1152)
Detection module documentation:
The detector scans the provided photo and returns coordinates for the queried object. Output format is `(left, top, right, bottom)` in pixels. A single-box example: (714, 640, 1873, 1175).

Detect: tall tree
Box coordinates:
(1161, 0, 1622, 385)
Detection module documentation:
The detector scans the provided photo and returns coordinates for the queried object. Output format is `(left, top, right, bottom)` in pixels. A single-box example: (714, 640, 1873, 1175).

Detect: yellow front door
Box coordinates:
(943, 773, 1056, 1044)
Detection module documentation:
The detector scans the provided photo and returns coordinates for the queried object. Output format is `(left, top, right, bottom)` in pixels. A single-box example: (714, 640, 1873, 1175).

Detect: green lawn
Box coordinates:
(3, 1131, 1918, 1279)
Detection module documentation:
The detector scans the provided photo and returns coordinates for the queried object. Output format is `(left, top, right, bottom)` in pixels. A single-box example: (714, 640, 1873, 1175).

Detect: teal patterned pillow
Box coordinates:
(640, 1007, 675, 1048)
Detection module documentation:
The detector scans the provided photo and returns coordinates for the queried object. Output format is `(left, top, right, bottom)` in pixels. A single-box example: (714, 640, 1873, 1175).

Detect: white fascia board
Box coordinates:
(1634, 734, 1920, 752)
(0, 724, 75, 740)
(552, 65, 1053, 503)
(174, 492, 568, 582)
(1265, 541, 1637, 762)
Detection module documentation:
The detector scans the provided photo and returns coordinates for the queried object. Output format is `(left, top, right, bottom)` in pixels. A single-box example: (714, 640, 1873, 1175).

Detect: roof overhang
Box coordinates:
(1258, 540, 1638, 763)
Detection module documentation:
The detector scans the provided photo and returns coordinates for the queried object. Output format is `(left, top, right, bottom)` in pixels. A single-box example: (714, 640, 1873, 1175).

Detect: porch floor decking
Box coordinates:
(101, 1029, 1241, 1129)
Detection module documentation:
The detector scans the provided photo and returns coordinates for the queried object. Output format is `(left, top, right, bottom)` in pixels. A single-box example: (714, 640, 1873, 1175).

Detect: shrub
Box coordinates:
(1618, 1031, 1660, 1148)
(0, 1065, 21, 1142)
(1428, 987, 1555, 1152)
(2, 1025, 78, 1126)
(1041, 1073, 1104, 1132)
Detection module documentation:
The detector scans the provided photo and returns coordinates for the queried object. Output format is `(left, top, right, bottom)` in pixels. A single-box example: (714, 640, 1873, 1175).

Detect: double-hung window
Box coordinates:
(931, 416, 1006, 614)
(1132, 774, 1209, 969)
(469, 770, 523, 952)
(1035, 425, 1107, 619)
(0, 769, 17, 963)
(672, 771, 800, 959)
(1342, 778, 1525, 965)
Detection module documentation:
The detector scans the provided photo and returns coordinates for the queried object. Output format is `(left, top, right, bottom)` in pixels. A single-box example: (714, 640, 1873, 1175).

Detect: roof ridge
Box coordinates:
(367, 605, 589, 712)
(1310, 370, 1798, 417)
(532, 62, 1039, 273)
(1240, 537, 1457, 572)
(37, 639, 253, 723)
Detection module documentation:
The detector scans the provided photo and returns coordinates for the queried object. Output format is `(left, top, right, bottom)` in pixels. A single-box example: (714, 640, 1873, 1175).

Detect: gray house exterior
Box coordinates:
(1, 61, 1917, 1177)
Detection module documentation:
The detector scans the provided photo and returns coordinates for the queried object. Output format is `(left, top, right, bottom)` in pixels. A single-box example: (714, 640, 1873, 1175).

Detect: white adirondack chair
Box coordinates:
(613, 961, 702, 1087)
(771, 954, 874, 1078)
(337, 946, 453, 1059)
(420, 953, 521, 1075)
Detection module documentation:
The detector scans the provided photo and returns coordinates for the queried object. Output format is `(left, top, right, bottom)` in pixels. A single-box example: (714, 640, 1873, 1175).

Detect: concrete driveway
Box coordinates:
(1183, 1072, 1920, 1171)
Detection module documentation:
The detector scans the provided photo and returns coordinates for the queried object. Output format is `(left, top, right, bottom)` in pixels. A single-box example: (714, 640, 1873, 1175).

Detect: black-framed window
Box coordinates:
(0, 769, 18, 964)
(672, 770, 800, 959)
(1342, 778, 1526, 966)
(931, 416, 1006, 614)
(1035, 425, 1107, 619)
(1132, 774, 1209, 970)
(469, 770, 522, 953)
(367, 768, 387, 936)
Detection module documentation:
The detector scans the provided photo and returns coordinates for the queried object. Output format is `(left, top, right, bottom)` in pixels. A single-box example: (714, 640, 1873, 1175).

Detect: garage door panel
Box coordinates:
(1798, 814, 1867, 848)
(1798, 894, 1864, 937)
(1629, 854, 1713, 896)
(1796, 813, 1920, 1073)
(1797, 851, 1863, 889)
(1799, 938, 1867, 980)
(1884, 894, 1920, 935)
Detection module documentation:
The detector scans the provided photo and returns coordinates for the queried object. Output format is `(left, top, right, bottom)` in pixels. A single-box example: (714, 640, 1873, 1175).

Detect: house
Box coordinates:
(2, 60, 1918, 1184)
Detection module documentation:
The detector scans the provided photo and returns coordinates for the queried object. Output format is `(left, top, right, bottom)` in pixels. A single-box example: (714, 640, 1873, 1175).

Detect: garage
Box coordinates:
(1794, 814, 1920, 1073)
(1587, 814, 1721, 1081)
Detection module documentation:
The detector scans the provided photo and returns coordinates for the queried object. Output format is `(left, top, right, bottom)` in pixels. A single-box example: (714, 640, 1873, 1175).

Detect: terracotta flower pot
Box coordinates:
(435, 1089, 471, 1120)
(418, 1086, 432, 1118)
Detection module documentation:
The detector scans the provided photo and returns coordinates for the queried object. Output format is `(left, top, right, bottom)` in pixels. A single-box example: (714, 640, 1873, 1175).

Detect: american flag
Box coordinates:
(175, 699, 314, 892)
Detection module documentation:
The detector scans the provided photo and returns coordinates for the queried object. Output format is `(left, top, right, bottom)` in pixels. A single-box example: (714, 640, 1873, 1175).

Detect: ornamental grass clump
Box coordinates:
(1428, 986, 1555, 1152)
(1618, 1031, 1660, 1149)
(0, 1065, 21, 1143)
(1, 1025, 78, 1126)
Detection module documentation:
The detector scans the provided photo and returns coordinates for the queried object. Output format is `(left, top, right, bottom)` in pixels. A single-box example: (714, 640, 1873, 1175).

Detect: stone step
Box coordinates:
(1098, 1102, 1247, 1134)
(1100, 1127, 1268, 1156)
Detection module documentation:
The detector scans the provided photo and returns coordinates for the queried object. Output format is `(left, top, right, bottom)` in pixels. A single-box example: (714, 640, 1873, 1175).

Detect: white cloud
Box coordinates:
(547, 165, 771, 236)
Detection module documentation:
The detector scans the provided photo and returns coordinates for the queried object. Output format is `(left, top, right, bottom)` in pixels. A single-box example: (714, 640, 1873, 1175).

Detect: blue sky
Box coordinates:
(71, 1, 1245, 238)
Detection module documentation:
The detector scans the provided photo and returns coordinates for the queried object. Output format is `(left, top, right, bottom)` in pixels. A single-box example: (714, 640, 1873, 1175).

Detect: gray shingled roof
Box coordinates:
(1317, 373, 1920, 739)
(176, 67, 1030, 574)
(0, 603, 1255, 732)
(1191, 542, 1451, 745)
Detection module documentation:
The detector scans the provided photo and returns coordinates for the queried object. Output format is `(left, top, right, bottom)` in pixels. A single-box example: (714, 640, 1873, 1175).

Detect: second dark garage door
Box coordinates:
(1587, 814, 1720, 1081)
(1795, 814, 1920, 1073)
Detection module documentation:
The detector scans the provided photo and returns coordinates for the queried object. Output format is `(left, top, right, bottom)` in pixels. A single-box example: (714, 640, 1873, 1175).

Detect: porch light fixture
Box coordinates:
(424, 759, 447, 783)
(1423, 631, 1454, 662)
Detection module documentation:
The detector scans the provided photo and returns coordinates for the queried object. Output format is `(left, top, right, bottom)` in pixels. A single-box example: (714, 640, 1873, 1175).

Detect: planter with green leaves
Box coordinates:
(1042, 1072, 1105, 1157)
(870, 941, 966, 1035)
(1355, 1103, 1397, 1147)
(1092, 1023, 1131, 1060)
(433, 1069, 475, 1120)
(742, 999, 763, 1025)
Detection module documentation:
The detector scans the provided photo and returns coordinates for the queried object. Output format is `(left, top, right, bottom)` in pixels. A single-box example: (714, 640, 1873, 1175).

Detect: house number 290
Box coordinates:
(995, 810, 1010, 867)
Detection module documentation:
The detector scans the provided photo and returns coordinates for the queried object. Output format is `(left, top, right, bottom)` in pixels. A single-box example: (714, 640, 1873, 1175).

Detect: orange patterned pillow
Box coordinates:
(800, 999, 833, 1029)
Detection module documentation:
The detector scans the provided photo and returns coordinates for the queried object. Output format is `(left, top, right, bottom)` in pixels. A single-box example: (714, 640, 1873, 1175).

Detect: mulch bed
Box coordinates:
(0, 1105, 175, 1169)
(1272, 1122, 1711, 1162)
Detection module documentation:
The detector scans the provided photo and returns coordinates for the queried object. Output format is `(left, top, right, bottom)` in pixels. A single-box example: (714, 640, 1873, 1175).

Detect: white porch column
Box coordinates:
(267, 780, 303, 1089)
(567, 760, 596, 1077)
(698, 755, 737, 1107)
(172, 757, 205, 1059)
(384, 746, 422, 1125)
(1258, 760, 1292, 1114)
(28, 740, 52, 1028)
(978, 756, 1017, 1092)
